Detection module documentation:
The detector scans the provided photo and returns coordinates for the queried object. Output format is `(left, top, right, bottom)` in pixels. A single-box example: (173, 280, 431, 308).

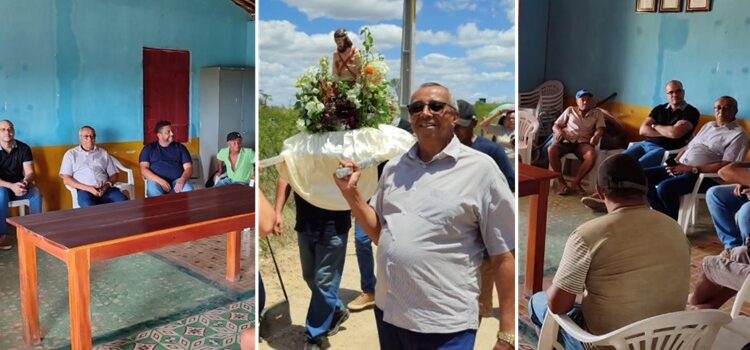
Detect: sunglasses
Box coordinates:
(407, 100, 454, 114)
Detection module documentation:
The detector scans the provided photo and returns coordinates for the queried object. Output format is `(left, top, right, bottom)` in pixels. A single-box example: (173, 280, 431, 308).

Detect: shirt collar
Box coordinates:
(78, 144, 98, 152)
(666, 102, 688, 111)
(406, 136, 461, 164)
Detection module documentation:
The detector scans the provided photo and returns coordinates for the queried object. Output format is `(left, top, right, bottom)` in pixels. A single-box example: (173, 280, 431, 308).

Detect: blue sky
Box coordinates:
(259, 0, 515, 108)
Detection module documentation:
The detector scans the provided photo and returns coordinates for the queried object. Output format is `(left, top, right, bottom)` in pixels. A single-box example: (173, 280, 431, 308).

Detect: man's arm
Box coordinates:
(173, 162, 193, 192)
(652, 120, 693, 139)
(333, 161, 382, 243)
(639, 117, 661, 137)
(492, 252, 515, 349)
(22, 162, 35, 184)
(547, 285, 577, 315)
(273, 178, 292, 235)
(61, 175, 99, 195)
(479, 113, 500, 135)
(718, 162, 750, 185)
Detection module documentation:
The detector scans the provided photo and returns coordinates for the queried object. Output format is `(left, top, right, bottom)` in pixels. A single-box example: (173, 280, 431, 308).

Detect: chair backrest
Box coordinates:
(732, 273, 750, 318)
(518, 109, 539, 147)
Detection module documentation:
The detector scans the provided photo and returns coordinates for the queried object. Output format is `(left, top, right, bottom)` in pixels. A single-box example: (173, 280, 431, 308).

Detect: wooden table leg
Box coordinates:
(226, 230, 242, 282)
(525, 181, 550, 297)
(67, 249, 92, 350)
(17, 228, 42, 344)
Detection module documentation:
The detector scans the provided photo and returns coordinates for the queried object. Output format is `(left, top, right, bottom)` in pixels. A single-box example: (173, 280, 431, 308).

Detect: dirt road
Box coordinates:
(259, 233, 504, 349)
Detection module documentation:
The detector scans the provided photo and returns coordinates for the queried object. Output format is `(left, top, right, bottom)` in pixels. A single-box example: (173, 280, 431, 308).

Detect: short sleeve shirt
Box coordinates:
(646, 102, 700, 150)
(0, 140, 33, 183)
(369, 137, 515, 333)
(553, 206, 690, 335)
(554, 106, 606, 143)
(59, 146, 118, 187)
(217, 147, 255, 183)
(679, 121, 749, 166)
(138, 142, 192, 183)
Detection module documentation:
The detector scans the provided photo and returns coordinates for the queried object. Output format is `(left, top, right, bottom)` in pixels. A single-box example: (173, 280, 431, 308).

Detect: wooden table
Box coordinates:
(7, 185, 255, 350)
(518, 163, 559, 297)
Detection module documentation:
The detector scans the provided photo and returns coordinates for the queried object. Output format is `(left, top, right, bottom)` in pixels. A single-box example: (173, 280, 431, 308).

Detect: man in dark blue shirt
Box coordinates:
(139, 120, 194, 197)
(274, 178, 351, 350)
(454, 100, 515, 192)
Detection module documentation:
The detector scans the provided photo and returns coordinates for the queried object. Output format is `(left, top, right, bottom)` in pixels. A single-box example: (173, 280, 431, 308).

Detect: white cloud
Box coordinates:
(416, 29, 454, 45)
(456, 22, 514, 47)
(412, 53, 513, 102)
(436, 0, 477, 12)
(466, 45, 514, 67)
(282, 0, 406, 20)
(363, 24, 403, 50)
(502, 0, 515, 24)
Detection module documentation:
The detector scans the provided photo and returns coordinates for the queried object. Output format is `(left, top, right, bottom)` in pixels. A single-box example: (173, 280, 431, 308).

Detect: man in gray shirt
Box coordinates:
(334, 83, 516, 349)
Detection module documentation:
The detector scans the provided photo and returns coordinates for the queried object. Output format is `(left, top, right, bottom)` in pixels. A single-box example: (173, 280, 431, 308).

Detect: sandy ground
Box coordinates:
(258, 232, 504, 350)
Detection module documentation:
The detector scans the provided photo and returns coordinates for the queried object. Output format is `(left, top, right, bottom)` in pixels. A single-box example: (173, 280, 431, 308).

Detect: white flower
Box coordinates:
(296, 119, 306, 131)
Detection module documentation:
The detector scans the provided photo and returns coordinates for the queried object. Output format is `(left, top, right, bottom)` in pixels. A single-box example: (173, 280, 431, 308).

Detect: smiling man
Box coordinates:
(334, 83, 516, 350)
(139, 120, 194, 197)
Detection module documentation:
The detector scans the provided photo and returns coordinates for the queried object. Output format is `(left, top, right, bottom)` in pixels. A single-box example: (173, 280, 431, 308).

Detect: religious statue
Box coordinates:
(332, 29, 361, 81)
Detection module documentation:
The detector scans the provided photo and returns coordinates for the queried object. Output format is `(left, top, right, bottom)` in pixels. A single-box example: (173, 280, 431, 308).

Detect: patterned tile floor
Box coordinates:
(518, 192, 737, 349)
(0, 228, 255, 350)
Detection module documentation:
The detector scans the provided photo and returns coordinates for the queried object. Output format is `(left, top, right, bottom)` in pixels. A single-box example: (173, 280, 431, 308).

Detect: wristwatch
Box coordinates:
(496, 331, 515, 347)
(692, 167, 699, 174)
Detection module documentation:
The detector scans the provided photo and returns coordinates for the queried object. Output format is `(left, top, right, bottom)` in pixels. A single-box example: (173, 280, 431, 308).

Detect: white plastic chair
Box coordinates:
(626, 141, 686, 165)
(520, 80, 565, 124)
(65, 156, 135, 209)
(518, 108, 539, 164)
(723, 273, 750, 339)
(675, 172, 721, 234)
(537, 309, 731, 350)
(9, 199, 30, 216)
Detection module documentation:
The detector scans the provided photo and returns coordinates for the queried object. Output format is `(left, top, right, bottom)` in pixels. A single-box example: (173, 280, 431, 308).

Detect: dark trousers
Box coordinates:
(645, 166, 718, 220)
(374, 307, 476, 350)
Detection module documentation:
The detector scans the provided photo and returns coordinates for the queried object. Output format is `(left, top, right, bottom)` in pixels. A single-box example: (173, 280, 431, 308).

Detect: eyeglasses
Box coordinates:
(407, 100, 454, 115)
(80, 135, 96, 139)
(666, 89, 684, 95)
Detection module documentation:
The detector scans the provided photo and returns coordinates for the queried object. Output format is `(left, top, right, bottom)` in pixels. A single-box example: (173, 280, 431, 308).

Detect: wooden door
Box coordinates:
(143, 48, 190, 144)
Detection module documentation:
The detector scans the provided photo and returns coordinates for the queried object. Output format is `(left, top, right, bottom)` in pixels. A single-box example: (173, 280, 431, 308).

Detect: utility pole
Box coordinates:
(398, 0, 416, 124)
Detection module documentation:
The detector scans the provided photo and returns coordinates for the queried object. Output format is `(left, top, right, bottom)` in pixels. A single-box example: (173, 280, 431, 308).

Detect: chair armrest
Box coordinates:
(111, 157, 135, 185)
(731, 274, 750, 317)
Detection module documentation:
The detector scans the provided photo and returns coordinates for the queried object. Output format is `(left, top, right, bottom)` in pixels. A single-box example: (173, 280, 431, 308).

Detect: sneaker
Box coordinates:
(326, 309, 350, 336)
(347, 292, 375, 311)
(303, 338, 322, 350)
(581, 195, 607, 213)
(0, 235, 12, 251)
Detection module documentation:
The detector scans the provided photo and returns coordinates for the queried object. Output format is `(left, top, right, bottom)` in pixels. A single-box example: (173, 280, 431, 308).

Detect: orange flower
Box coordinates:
(364, 65, 375, 75)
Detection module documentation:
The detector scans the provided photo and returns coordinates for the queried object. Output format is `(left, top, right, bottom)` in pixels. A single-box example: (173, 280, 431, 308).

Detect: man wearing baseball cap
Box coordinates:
(213, 131, 255, 187)
(454, 99, 515, 192)
(548, 89, 606, 195)
(530, 154, 690, 349)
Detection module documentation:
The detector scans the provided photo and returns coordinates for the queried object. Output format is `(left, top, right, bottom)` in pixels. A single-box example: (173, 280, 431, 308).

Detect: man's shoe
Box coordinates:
(347, 292, 375, 311)
(326, 309, 350, 336)
(303, 338, 322, 350)
(0, 235, 12, 251)
(581, 195, 607, 213)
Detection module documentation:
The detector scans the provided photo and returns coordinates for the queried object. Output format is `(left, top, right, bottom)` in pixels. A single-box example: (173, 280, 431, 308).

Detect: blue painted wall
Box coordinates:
(520, 0, 750, 118)
(519, 0, 550, 92)
(0, 0, 253, 146)
(247, 20, 256, 66)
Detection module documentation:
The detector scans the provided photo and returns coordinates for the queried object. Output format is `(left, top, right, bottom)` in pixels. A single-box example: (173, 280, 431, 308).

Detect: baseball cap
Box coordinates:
(597, 154, 648, 194)
(455, 99, 476, 127)
(226, 131, 242, 141)
(576, 89, 593, 99)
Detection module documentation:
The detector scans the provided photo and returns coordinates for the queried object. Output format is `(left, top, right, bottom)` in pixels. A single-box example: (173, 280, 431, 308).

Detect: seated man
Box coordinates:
(60, 126, 128, 207)
(214, 131, 255, 187)
(645, 96, 749, 220)
(0, 120, 42, 250)
(706, 162, 750, 253)
(139, 120, 193, 197)
(548, 89, 605, 195)
(623, 80, 699, 168)
(689, 239, 750, 310)
(530, 154, 690, 350)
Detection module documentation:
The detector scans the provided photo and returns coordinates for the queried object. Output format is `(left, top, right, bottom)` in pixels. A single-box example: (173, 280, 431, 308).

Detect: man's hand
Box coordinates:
(273, 214, 284, 235)
(159, 179, 172, 193)
(11, 182, 28, 196)
(741, 187, 750, 200)
(590, 134, 602, 146)
(174, 179, 186, 193)
(666, 164, 692, 176)
(734, 184, 748, 197)
(553, 131, 565, 143)
(493, 340, 513, 350)
(333, 161, 362, 198)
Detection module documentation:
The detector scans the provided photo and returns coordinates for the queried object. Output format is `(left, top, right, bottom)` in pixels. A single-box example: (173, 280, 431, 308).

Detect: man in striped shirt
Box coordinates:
(529, 154, 690, 349)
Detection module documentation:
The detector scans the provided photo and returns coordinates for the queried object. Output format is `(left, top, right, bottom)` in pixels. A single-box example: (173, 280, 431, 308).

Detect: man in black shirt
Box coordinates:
(0, 120, 43, 250)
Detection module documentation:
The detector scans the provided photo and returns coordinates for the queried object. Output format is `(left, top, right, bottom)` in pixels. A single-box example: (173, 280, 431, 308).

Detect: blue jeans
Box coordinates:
(374, 306, 476, 349)
(622, 141, 666, 168)
(214, 177, 248, 187)
(297, 232, 347, 341)
(77, 188, 128, 207)
(146, 179, 194, 197)
(644, 166, 718, 220)
(707, 185, 750, 250)
(354, 223, 376, 293)
(529, 292, 585, 350)
(0, 186, 43, 235)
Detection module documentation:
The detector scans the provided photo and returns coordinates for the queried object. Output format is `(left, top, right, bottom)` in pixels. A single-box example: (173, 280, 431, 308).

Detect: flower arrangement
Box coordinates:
(294, 27, 397, 133)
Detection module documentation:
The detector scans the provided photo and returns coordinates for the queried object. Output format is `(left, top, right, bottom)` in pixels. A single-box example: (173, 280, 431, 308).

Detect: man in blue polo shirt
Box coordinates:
(0, 120, 43, 250)
(139, 120, 193, 197)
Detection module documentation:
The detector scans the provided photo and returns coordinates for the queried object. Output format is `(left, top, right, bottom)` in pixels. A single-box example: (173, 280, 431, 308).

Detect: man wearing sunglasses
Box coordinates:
(60, 126, 128, 207)
(334, 83, 516, 350)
